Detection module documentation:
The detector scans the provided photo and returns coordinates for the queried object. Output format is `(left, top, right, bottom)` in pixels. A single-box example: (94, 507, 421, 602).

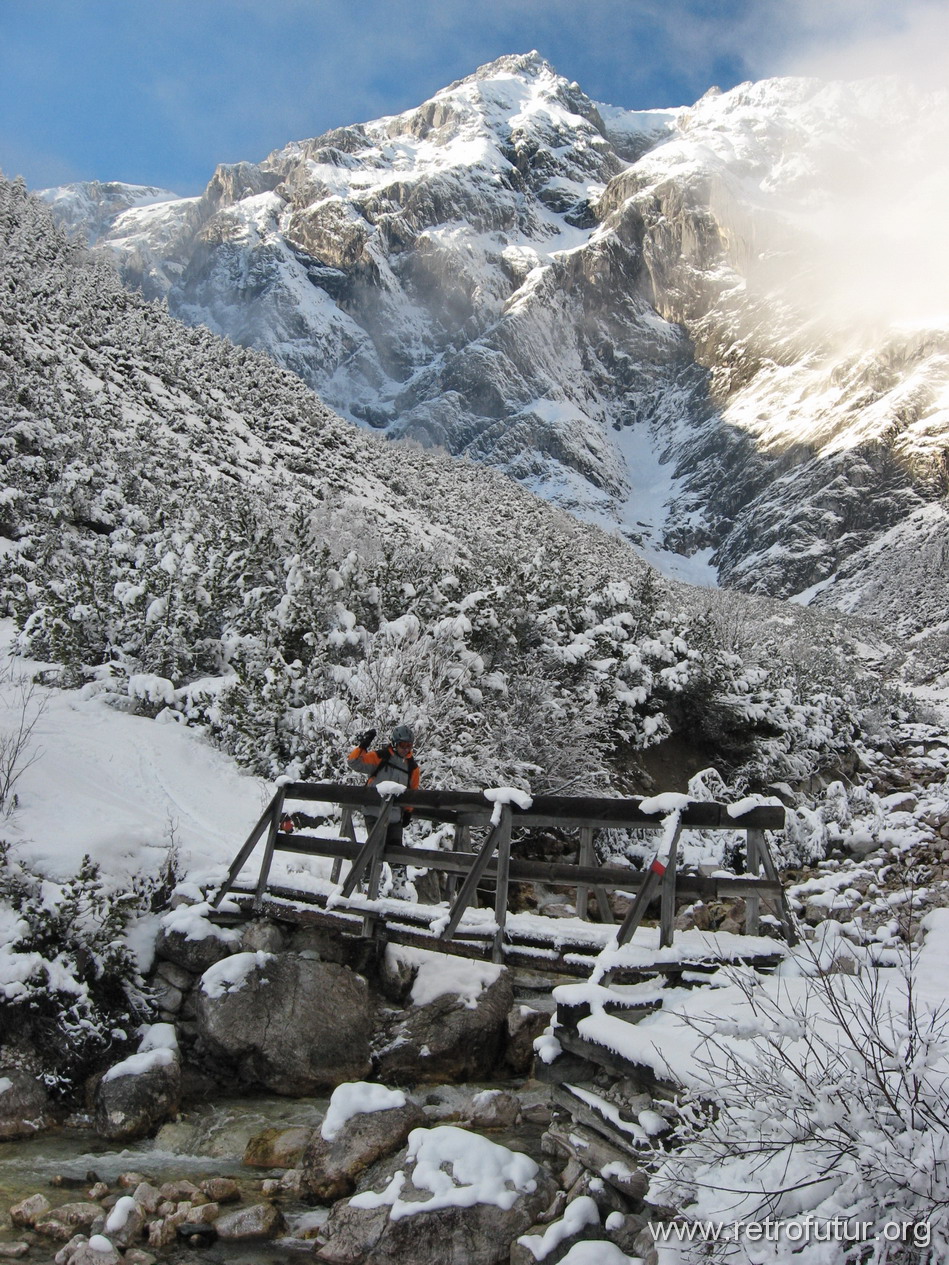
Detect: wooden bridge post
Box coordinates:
(745, 828, 761, 936)
(253, 786, 287, 912)
(440, 808, 508, 944)
(614, 814, 684, 950)
(576, 826, 592, 920)
(339, 800, 394, 899)
(443, 823, 470, 901)
(751, 829, 799, 946)
(492, 808, 513, 963)
(332, 807, 357, 885)
(658, 826, 681, 948)
(366, 802, 395, 902)
(209, 792, 281, 908)
(576, 827, 614, 923)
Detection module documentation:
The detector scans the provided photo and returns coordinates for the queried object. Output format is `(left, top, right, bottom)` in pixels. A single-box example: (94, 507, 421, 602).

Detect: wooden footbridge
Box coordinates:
(210, 780, 796, 976)
(210, 781, 799, 1165)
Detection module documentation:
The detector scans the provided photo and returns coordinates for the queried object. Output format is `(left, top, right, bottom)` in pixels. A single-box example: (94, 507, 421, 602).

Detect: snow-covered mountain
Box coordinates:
(39, 179, 179, 243)
(2, 174, 903, 800)
(39, 54, 949, 661)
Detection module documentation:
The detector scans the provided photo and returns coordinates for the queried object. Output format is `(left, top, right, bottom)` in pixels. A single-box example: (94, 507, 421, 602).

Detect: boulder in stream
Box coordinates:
(0, 1069, 52, 1139)
(10, 1192, 51, 1226)
(243, 1124, 313, 1168)
(54, 1237, 122, 1265)
(301, 1081, 426, 1202)
(93, 1029, 181, 1141)
(213, 1201, 286, 1239)
(316, 1124, 557, 1265)
(194, 951, 372, 1093)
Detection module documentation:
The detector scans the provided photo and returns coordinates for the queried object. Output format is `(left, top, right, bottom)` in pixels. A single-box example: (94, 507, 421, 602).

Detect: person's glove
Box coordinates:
(356, 728, 377, 749)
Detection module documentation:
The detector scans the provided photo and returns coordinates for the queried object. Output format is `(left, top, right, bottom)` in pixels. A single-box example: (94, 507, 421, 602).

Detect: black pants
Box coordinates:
(365, 814, 404, 848)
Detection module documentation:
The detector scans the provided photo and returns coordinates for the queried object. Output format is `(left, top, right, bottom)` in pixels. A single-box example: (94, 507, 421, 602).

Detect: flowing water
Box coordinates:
(0, 1085, 552, 1261)
(0, 1094, 333, 1261)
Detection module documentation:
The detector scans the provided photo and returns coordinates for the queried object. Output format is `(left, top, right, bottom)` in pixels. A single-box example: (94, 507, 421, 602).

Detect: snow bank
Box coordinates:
(2, 640, 268, 887)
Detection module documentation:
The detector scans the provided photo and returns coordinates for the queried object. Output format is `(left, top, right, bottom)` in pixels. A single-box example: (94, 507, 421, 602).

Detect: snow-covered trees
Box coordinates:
(649, 924, 949, 1262)
(0, 177, 907, 799)
(0, 841, 175, 1094)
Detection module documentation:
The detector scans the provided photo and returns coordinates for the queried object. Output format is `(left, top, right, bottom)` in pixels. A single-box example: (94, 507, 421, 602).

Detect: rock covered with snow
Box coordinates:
(54, 1237, 122, 1265)
(99, 1195, 147, 1248)
(505, 1004, 553, 1075)
(315, 1124, 558, 1265)
(154, 901, 240, 975)
(93, 1025, 181, 1141)
(301, 1082, 426, 1202)
(375, 948, 514, 1083)
(512, 1194, 603, 1265)
(193, 952, 372, 1093)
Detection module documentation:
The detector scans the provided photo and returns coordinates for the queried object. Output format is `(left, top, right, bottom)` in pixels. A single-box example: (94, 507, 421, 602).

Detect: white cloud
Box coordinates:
(697, 0, 949, 337)
(769, 0, 949, 89)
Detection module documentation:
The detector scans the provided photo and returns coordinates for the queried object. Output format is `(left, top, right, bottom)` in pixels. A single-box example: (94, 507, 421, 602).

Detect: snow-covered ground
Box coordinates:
(0, 626, 269, 889)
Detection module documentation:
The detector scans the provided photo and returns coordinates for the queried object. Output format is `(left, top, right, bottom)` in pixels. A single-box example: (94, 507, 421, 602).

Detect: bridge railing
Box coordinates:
(209, 782, 795, 960)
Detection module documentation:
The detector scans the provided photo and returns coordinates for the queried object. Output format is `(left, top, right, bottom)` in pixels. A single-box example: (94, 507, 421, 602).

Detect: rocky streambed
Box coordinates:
(1, 907, 657, 1264)
(2, 1079, 600, 1265)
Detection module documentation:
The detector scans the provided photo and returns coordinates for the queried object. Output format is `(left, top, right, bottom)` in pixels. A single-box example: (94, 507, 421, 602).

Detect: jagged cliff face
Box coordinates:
(602, 76, 949, 613)
(42, 53, 949, 634)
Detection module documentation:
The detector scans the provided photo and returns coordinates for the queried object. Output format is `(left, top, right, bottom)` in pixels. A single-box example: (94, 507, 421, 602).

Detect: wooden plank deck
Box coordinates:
(216, 882, 787, 981)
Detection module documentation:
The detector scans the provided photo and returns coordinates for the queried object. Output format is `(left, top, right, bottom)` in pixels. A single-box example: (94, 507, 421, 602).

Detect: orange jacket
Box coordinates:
(347, 744, 420, 809)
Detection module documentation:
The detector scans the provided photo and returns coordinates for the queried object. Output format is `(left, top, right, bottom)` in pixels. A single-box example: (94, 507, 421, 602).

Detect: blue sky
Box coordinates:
(0, 0, 942, 195)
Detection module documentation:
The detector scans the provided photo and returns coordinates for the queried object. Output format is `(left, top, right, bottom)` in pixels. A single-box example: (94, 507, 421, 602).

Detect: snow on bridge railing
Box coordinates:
(279, 781, 787, 831)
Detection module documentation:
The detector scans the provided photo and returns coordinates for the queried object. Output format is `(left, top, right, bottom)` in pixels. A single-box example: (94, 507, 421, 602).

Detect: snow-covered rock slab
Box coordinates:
(316, 1125, 558, 1265)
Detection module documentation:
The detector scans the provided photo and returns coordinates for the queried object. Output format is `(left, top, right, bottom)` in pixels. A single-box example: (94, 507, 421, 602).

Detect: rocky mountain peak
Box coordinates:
(38, 61, 949, 650)
(442, 50, 561, 94)
(39, 179, 179, 242)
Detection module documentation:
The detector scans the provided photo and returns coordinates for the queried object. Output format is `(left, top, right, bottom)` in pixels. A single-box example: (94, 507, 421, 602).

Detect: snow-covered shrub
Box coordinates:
(0, 842, 175, 1094)
(649, 937, 949, 1262)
